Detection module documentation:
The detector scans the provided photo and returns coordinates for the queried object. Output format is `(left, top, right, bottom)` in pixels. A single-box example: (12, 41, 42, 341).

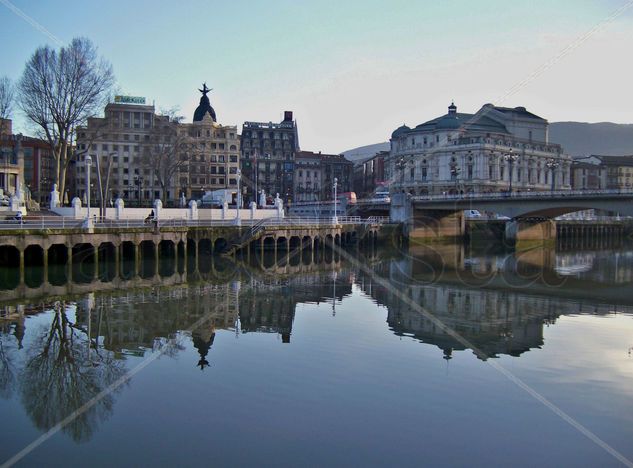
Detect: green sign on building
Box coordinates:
(114, 95, 146, 105)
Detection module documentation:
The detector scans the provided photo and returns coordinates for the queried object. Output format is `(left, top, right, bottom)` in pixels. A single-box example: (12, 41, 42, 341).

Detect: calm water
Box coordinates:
(1, 242, 633, 467)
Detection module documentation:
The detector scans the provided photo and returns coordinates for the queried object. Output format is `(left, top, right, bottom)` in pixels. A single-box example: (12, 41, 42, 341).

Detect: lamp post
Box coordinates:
(134, 176, 143, 207)
(546, 159, 559, 193)
(85, 155, 92, 221)
(396, 157, 406, 189)
(504, 151, 519, 193)
(449, 160, 461, 195)
(333, 177, 338, 225)
(236, 169, 242, 225)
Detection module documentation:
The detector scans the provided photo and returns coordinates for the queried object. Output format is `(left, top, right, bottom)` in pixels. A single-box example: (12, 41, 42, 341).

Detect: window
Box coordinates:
(230, 155, 238, 163)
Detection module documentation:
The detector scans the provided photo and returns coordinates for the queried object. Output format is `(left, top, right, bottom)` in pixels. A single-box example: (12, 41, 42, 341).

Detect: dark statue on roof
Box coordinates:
(198, 82, 212, 96)
(193, 82, 217, 122)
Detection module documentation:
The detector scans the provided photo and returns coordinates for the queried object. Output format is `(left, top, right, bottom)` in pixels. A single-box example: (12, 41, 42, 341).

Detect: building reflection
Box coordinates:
(2, 242, 633, 443)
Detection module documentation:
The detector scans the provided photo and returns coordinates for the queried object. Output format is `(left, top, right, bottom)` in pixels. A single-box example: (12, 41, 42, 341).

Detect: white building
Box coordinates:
(387, 103, 572, 195)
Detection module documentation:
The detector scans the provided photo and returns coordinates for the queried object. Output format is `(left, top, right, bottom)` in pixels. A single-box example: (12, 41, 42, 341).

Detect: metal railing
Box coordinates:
(410, 188, 633, 203)
(0, 214, 385, 232)
(0, 216, 85, 230)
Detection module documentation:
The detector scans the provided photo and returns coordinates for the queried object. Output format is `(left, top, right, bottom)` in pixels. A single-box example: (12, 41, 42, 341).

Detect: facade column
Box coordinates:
(43, 246, 49, 284)
(93, 244, 99, 281)
(274, 237, 278, 262)
(182, 242, 188, 274)
(18, 248, 25, 285)
(67, 245, 73, 283)
(154, 242, 160, 277)
(194, 240, 199, 273)
(115, 244, 121, 279)
(134, 243, 140, 277)
(174, 242, 179, 275)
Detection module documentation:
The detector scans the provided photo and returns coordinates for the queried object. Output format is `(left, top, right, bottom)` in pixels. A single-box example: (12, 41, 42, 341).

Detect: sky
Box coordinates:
(1, 0, 633, 153)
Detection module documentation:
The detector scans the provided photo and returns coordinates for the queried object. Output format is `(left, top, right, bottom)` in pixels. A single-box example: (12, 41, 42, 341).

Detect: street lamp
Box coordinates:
(134, 176, 143, 207)
(504, 150, 519, 193)
(396, 157, 406, 189)
(449, 159, 461, 195)
(333, 177, 338, 225)
(236, 169, 242, 225)
(85, 155, 92, 221)
(546, 159, 559, 193)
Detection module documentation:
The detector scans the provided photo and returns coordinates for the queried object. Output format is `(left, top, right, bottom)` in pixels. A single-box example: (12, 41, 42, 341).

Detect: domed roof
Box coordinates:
(391, 124, 411, 139)
(193, 83, 217, 122)
(434, 114, 462, 129)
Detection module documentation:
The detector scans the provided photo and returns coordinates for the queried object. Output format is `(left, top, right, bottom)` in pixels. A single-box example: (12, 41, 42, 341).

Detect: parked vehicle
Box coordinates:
(338, 191, 357, 205)
(373, 187, 391, 203)
(199, 189, 237, 207)
(464, 210, 482, 219)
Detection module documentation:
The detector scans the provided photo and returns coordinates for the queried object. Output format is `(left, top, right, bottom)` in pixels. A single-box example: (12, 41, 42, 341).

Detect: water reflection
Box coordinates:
(1, 242, 633, 446)
(0, 302, 126, 442)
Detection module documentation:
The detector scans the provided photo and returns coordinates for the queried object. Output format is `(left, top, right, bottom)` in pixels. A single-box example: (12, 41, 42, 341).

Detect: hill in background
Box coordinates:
(549, 122, 633, 157)
(341, 122, 633, 161)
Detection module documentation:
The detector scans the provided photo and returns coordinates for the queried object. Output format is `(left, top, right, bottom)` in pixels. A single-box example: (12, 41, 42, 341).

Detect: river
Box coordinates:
(1, 241, 632, 467)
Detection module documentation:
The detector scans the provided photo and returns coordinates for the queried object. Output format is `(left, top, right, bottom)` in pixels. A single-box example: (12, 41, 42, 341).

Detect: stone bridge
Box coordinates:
(386, 190, 633, 245)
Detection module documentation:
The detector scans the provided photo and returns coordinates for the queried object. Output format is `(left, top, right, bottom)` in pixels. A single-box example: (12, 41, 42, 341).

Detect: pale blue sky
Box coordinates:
(1, 0, 632, 152)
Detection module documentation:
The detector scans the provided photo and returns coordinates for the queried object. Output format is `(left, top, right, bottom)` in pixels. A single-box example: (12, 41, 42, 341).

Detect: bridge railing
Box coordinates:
(410, 188, 633, 203)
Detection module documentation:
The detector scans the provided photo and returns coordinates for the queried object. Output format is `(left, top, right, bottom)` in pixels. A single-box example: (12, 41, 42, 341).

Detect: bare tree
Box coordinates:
(17, 37, 115, 201)
(141, 109, 192, 204)
(0, 76, 14, 120)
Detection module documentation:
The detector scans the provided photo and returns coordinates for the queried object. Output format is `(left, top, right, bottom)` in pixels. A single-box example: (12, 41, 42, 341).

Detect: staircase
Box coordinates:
(223, 218, 270, 255)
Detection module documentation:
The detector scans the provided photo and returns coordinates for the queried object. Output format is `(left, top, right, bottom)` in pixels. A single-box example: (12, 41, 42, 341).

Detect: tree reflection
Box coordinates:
(19, 303, 126, 443)
(0, 326, 18, 399)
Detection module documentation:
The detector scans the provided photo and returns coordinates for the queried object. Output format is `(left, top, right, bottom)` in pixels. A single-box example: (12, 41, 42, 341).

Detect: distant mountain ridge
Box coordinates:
(341, 122, 633, 161)
(549, 122, 633, 157)
(341, 142, 389, 162)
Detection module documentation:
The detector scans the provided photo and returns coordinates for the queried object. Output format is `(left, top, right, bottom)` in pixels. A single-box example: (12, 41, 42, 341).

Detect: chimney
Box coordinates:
(283, 111, 293, 122)
(0, 118, 12, 137)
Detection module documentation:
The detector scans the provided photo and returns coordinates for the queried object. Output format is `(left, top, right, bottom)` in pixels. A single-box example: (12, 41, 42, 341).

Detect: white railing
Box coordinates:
(365, 216, 391, 225)
(0, 216, 85, 230)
